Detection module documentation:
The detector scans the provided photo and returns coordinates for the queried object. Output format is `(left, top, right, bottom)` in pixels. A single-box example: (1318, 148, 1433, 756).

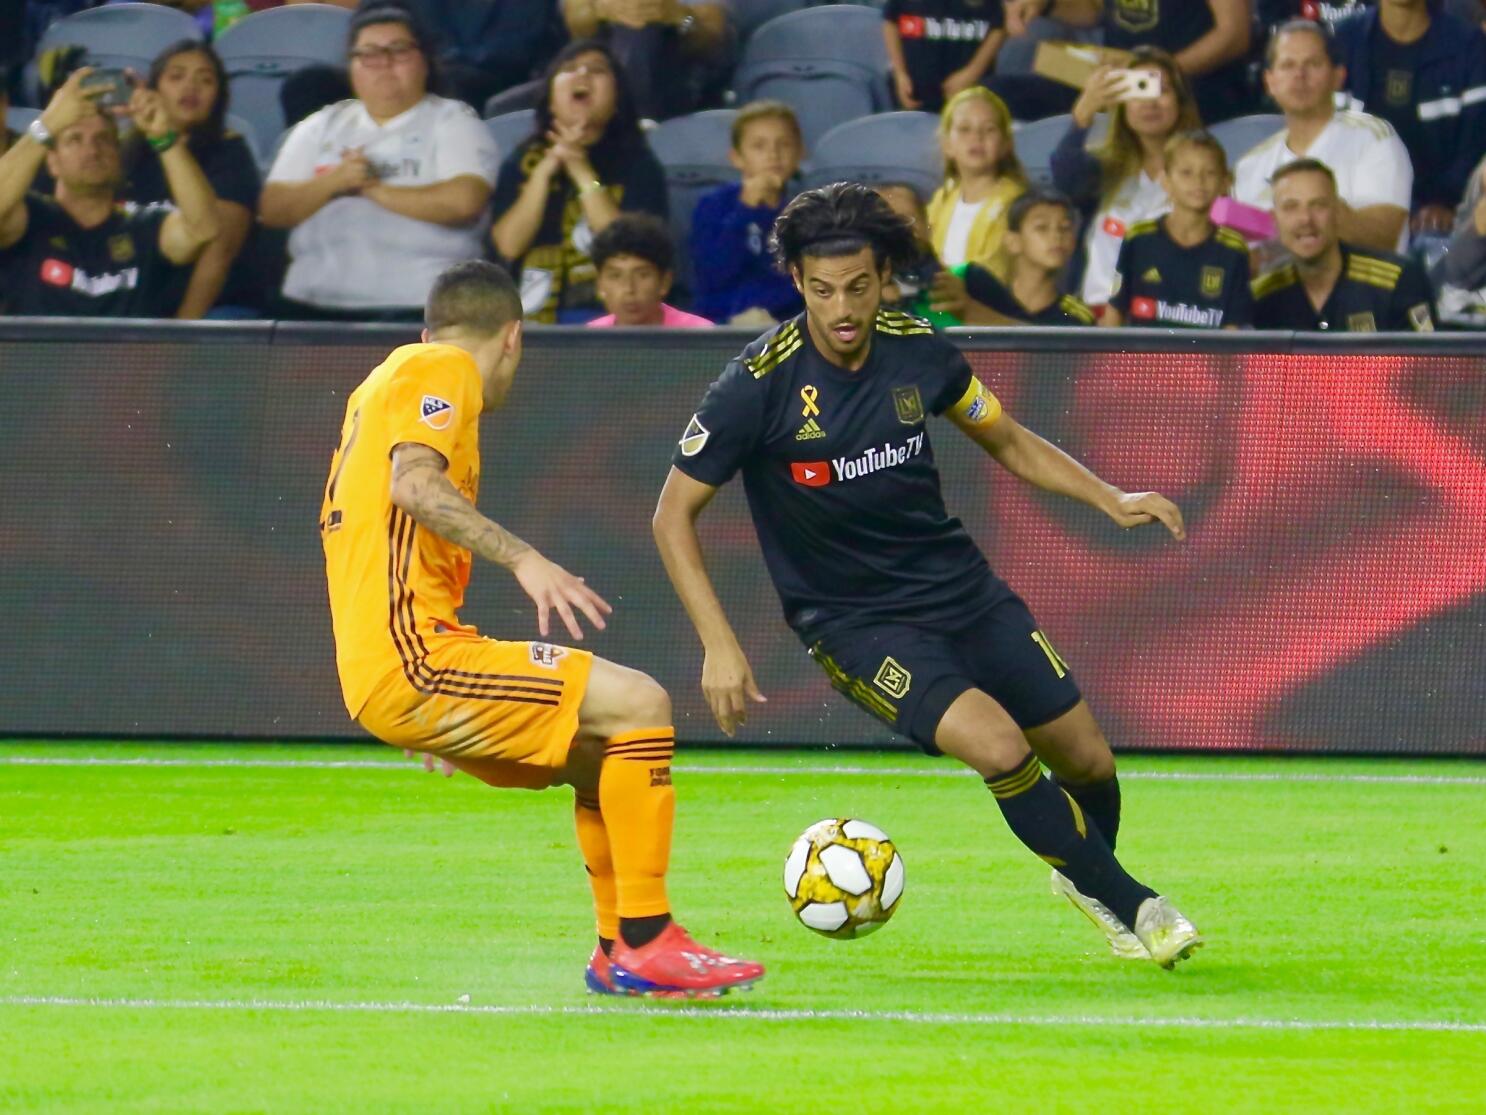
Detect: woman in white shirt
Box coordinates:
(1050, 47, 1202, 313)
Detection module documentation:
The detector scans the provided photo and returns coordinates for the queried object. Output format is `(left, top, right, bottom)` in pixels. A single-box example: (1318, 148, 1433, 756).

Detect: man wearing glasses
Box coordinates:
(260, 5, 499, 321)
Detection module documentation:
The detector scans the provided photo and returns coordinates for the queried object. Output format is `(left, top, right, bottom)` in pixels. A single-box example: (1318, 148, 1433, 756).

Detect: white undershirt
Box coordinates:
(940, 199, 985, 267)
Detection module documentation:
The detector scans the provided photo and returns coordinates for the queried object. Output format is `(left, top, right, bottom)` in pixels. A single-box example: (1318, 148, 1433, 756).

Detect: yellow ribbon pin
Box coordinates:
(800, 385, 820, 417)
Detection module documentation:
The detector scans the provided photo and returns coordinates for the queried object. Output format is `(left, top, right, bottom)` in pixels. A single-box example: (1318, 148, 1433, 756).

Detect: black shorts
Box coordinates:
(807, 595, 1082, 755)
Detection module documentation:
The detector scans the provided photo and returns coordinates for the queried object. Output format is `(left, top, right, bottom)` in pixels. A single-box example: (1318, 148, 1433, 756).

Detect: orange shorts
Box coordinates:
(356, 634, 593, 790)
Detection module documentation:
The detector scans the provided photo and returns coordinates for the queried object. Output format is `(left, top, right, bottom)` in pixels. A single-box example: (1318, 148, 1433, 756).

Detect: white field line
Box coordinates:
(1, 995, 1483, 1033)
(0, 755, 1483, 785)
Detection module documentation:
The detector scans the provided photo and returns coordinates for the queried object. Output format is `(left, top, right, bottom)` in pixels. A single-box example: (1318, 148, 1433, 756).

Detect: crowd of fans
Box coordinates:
(2, 0, 1485, 330)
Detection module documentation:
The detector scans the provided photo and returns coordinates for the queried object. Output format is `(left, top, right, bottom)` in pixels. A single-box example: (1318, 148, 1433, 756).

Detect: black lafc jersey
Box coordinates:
(1251, 243, 1436, 332)
(0, 194, 180, 317)
(672, 309, 1010, 639)
(963, 264, 1095, 326)
(1110, 218, 1252, 328)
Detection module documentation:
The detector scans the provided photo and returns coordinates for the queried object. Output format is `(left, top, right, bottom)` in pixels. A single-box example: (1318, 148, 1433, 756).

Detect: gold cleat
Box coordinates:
(1051, 870, 1150, 960)
(1134, 896, 1205, 969)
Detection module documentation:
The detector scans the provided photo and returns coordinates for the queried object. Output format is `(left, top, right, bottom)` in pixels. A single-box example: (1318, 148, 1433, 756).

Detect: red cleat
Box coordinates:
(609, 922, 765, 999)
(584, 945, 623, 995)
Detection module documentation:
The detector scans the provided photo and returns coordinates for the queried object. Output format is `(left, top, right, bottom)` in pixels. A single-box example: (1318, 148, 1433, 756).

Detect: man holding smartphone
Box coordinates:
(0, 67, 220, 317)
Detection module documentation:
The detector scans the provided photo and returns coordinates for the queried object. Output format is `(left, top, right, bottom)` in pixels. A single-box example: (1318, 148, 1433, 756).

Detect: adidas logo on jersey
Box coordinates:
(795, 417, 827, 441)
(1141, 267, 1162, 283)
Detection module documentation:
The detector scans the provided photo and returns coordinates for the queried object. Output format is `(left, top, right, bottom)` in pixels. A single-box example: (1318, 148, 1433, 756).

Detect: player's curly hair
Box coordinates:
(770, 182, 920, 274)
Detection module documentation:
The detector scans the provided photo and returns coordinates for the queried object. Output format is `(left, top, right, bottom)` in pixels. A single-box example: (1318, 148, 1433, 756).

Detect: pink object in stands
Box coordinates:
(588, 305, 714, 328)
(1210, 197, 1275, 242)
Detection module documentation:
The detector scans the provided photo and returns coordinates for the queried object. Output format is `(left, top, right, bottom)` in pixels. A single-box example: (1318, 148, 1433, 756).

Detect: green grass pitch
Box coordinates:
(2, 741, 1483, 1113)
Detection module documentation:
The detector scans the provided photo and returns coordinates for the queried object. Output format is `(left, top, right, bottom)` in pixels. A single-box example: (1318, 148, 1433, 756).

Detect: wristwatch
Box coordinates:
(27, 116, 55, 148)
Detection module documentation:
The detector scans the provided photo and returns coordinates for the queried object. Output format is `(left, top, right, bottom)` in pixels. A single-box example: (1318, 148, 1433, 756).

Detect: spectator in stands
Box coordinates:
(928, 88, 1027, 280)
(560, 0, 733, 121)
(259, 5, 498, 321)
(122, 40, 260, 318)
(1233, 20, 1412, 254)
(930, 187, 1096, 324)
(1430, 151, 1486, 325)
(491, 40, 669, 324)
(588, 213, 712, 326)
(882, 0, 1007, 113)
(0, 68, 220, 317)
(1051, 46, 1200, 311)
(1105, 131, 1252, 329)
(1330, 0, 1486, 236)
(872, 181, 962, 326)
(991, 0, 1251, 124)
(689, 100, 803, 326)
(1252, 157, 1435, 330)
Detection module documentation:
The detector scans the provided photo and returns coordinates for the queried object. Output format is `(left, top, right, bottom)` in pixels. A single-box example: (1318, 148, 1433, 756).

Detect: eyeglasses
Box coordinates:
(349, 42, 421, 67)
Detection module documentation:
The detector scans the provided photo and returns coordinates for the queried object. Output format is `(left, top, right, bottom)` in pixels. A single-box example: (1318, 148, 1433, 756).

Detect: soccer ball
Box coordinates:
(783, 818, 904, 939)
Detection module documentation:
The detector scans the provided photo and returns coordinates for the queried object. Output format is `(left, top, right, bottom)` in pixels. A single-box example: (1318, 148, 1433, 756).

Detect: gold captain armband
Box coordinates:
(949, 377, 1002, 427)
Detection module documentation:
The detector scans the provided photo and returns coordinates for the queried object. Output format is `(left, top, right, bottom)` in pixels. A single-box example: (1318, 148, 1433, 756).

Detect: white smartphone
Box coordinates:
(1108, 68, 1163, 101)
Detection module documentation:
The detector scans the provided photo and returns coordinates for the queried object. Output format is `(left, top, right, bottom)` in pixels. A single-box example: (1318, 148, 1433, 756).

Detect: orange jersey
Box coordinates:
(320, 343, 485, 718)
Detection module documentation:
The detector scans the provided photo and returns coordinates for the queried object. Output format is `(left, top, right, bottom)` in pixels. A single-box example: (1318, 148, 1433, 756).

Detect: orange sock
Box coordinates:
(573, 791, 618, 942)
(598, 727, 675, 919)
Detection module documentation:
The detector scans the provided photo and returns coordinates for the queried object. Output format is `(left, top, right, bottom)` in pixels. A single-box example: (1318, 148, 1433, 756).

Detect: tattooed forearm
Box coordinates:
(391, 450, 534, 571)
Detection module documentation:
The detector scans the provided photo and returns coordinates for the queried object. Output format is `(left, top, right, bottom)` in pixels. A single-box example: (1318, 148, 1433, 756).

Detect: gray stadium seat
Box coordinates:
(648, 109, 740, 299)
(1011, 113, 1074, 188)
(732, 6, 890, 147)
(216, 4, 354, 160)
(484, 109, 538, 162)
(6, 106, 41, 134)
(804, 111, 942, 197)
(482, 79, 543, 120)
(1209, 113, 1285, 167)
(24, 2, 203, 104)
(224, 112, 262, 166)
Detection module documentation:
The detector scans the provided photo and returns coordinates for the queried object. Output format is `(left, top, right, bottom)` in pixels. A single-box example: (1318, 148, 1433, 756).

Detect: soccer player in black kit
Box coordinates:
(653, 182, 1203, 968)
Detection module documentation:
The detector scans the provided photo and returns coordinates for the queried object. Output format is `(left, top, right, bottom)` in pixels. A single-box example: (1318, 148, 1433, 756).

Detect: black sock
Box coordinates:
(599, 936, 615, 958)
(986, 754, 1154, 928)
(619, 913, 671, 950)
(1057, 775, 1121, 851)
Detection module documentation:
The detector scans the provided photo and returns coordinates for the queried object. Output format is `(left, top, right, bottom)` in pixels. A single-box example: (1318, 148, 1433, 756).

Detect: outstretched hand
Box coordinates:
(702, 642, 767, 737)
(512, 550, 612, 640)
(1109, 490, 1186, 540)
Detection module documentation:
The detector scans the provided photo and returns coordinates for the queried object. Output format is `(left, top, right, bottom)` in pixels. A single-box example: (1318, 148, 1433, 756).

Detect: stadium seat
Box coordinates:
(482, 79, 543, 120)
(23, 2, 203, 105)
(484, 109, 538, 162)
(648, 109, 740, 299)
(215, 4, 354, 159)
(6, 106, 41, 134)
(1011, 113, 1074, 188)
(732, 6, 890, 148)
(804, 111, 942, 197)
(1209, 113, 1285, 167)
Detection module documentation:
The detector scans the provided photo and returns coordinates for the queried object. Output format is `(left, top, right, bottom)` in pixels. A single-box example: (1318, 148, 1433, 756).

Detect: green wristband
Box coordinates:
(146, 130, 179, 153)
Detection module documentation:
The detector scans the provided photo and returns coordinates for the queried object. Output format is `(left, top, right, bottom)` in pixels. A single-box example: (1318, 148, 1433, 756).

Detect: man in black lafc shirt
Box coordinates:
(0, 68, 220, 317)
(654, 183, 1203, 967)
(1253, 158, 1436, 331)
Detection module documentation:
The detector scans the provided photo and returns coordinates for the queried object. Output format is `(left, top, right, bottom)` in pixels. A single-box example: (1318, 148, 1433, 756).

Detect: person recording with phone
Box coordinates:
(0, 66, 220, 318)
(1049, 46, 1202, 315)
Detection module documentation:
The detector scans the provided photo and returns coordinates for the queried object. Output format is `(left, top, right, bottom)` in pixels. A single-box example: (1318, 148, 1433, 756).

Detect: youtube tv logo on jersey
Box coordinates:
(790, 460, 831, 487)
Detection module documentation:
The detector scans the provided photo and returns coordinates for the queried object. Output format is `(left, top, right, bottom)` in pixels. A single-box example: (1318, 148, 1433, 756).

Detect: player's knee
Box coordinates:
(1064, 750, 1116, 785)
(621, 672, 672, 731)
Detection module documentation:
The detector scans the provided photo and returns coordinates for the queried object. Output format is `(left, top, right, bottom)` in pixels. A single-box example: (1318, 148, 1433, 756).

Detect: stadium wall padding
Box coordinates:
(1, 321, 1483, 754)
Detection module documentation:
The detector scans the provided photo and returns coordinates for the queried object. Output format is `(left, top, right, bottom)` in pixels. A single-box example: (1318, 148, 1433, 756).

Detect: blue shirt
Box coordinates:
(689, 182, 803, 324)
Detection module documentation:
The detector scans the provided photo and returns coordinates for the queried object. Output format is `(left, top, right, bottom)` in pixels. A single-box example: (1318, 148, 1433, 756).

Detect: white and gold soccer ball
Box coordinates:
(783, 818, 904, 939)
